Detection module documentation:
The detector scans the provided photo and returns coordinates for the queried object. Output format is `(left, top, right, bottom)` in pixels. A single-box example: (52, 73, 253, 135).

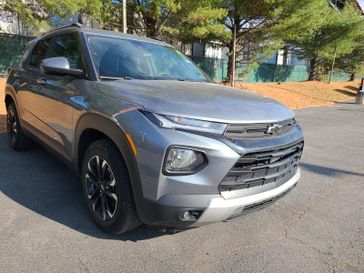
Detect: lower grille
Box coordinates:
(227, 182, 296, 219)
(219, 141, 303, 192)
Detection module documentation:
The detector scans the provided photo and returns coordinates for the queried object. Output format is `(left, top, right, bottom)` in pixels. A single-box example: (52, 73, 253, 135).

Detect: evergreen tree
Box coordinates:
(214, 0, 312, 82)
(276, 1, 364, 81)
(161, 0, 227, 43)
(3, 0, 101, 34)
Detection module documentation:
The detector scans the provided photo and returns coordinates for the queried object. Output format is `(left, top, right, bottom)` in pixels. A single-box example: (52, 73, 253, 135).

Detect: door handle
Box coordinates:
(37, 78, 47, 85)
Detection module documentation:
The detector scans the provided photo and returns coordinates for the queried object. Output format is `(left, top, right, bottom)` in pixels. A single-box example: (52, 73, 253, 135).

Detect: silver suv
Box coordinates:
(4, 24, 304, 234)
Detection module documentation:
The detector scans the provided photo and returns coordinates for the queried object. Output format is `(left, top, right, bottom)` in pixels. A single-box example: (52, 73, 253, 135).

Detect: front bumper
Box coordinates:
(194, 168, 300, 225)
(136, 168, 300, 228)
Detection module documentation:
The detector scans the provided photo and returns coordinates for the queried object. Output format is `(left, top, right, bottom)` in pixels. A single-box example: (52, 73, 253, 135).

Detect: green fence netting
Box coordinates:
(191, 56, 349, 83)
(321, 71, 351, 82)
(0, 33, 34, 76)
(236, 63, 310, 83)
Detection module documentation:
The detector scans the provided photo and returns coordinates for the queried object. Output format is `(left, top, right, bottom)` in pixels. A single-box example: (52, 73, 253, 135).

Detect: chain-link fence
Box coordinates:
(0, 33, 34, 76)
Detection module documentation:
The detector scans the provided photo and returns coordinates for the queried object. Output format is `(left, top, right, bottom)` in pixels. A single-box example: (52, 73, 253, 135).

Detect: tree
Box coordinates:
(336, 44, 364, 81)
(214, 0, 315, 82)
(276, 1, 364, 81)
(3, 0, 101, 34)
(100, 0, 124, 32)
(161, 0, 227, 43)
(124, 0, 181, 37)
(122, 0, 227, 43)
(3, 0, 51, 33)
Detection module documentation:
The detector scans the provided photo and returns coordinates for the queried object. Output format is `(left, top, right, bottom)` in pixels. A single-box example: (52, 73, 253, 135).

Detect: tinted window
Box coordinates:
(87, 35, 208, 82)
(47, 34, 83, 69)
(30, 39, 51, 67)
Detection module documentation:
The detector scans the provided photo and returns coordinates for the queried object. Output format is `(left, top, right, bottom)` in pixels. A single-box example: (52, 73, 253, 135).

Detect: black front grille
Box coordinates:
(224, 119, 296, 139)
(219, 141, 303, 192)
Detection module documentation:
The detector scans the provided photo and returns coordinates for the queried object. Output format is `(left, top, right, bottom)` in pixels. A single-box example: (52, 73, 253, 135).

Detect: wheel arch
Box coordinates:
(4, 84, 20, 115)
(74, 113, 145, 216)
(4, 85, 17, 109)
(5, 94, 14, 108)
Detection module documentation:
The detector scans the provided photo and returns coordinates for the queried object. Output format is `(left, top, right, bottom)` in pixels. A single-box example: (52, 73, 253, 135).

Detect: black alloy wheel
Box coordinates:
(85, 155, 118, 221)
(81, 139, 140, 234)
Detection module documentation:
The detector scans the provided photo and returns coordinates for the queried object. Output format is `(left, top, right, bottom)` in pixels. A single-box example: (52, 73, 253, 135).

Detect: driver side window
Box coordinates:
(47, 34, 84, 70)
(30, 39, 51, 68)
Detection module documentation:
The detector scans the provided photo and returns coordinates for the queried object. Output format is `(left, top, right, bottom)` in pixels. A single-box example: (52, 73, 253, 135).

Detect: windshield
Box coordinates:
(87, 35, 209, 82)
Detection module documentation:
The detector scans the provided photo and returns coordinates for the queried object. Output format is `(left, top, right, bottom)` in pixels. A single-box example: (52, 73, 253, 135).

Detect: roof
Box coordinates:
(41, 23, 170, 47)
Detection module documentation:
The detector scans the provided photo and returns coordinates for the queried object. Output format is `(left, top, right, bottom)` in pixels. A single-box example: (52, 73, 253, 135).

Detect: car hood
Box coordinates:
(97, 80, 294, 123)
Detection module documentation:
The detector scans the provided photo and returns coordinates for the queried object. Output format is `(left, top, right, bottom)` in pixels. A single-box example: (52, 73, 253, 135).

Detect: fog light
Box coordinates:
(163, 147, 207, 175)
(179, 210, 203, 221)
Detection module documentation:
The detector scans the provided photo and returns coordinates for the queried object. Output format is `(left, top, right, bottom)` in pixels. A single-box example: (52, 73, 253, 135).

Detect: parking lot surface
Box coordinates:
(0, 103, 363, 273)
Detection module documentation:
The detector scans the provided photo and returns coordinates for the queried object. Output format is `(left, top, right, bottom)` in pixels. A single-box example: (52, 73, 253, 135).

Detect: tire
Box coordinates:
(81, 139, 141, 234)
(6, 102, 32, 151)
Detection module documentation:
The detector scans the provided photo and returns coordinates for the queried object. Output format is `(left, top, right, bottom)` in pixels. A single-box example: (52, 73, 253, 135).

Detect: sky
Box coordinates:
(359, 0, 364, 10)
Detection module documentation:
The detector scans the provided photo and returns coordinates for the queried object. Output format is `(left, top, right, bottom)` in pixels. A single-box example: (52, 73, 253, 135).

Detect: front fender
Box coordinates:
(74, 112, 145, 219)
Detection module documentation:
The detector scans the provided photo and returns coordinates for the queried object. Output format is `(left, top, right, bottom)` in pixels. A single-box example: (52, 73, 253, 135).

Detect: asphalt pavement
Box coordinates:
(0, 102, 363, 273)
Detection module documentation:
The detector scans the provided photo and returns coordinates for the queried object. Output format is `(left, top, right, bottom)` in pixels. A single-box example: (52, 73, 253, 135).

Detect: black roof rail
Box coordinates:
(42, 23, 84, 36)
(151, 36, 162, 41)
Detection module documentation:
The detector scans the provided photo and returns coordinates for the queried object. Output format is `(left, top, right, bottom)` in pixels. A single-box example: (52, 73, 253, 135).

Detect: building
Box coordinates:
(0, 0, 35, 35)
(180, 41, 229, 60)
(0, 8, 25, 35)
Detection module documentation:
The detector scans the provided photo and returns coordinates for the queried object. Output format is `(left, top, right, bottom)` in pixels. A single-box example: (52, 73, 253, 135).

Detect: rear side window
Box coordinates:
(47, 34, 83, 69)
(19, 45, 32, 67)
(30, 39, 51, 68)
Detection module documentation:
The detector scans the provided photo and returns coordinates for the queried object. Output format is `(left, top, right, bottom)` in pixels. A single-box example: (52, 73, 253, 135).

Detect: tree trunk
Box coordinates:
(144, 18, 160, 38)
(146, 27, 159, 38)
(78, 13, 85, 25)
(226, 44, 234, 83)
(350, 72, 356, 81)
(309, 56, 322, 81)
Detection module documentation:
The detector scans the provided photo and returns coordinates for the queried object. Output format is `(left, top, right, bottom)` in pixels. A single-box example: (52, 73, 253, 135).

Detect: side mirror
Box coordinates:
(40, 57, 84, 77)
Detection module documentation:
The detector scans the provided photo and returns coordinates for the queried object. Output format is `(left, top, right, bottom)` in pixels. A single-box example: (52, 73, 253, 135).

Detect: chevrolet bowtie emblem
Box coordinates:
(267, 124, 283, 135)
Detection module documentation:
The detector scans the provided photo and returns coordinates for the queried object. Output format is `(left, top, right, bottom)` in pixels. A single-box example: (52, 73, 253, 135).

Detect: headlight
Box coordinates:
(144, 112, 228, 135)
(163, 147, 207, 175)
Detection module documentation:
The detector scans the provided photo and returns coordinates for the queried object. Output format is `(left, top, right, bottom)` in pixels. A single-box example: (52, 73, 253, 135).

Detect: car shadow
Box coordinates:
(334, 89, 357, 97)
(343, 85, 359, 92)
(0, 133, 170, 241)
(300, 162, 364, 178)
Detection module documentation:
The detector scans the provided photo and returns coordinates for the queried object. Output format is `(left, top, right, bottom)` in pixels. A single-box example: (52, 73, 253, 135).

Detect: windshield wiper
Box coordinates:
(100, 76, 134, 80)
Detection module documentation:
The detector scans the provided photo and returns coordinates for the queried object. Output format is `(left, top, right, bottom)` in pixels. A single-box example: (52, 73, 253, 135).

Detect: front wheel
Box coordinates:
(81, 139, 141, 234)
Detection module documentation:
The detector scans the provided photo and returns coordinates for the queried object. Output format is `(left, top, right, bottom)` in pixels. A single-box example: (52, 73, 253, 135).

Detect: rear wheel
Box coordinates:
(6, 102, 32, 150)
(81, 139, 141, 234)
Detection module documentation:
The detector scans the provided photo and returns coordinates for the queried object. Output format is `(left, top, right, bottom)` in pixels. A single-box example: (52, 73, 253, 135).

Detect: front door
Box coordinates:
(18, 33, 85, 160)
